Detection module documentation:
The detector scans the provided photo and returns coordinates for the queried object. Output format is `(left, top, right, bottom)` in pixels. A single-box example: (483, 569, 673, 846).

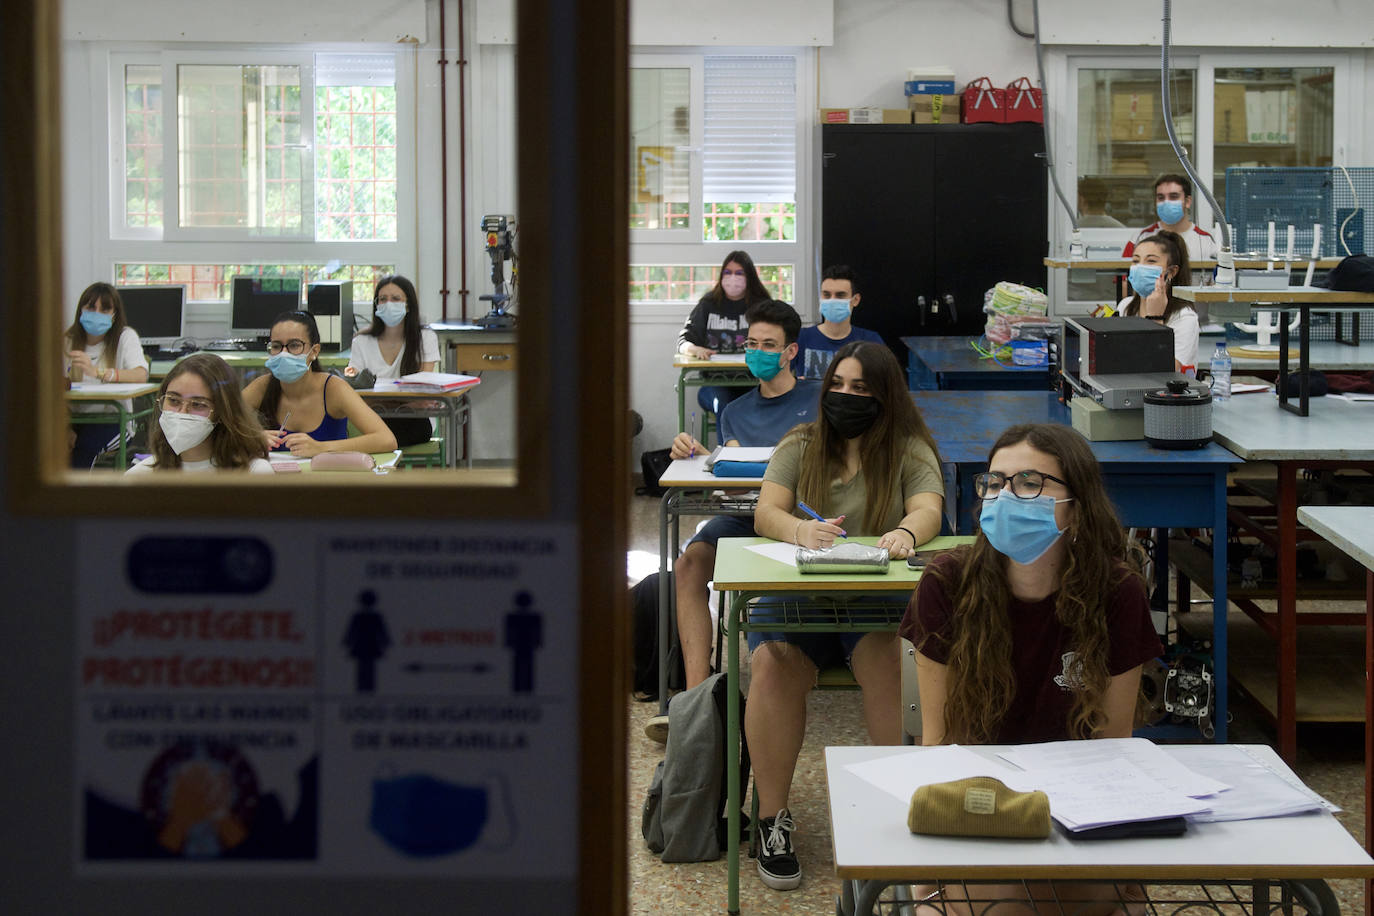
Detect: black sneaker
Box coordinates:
(756, 808, 800, 890)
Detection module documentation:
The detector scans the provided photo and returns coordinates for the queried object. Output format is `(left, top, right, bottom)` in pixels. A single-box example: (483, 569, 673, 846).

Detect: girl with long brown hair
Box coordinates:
(1118, 229, 1200, 373)
(127, 353, 273, 474)
(747, 340, 944, 892)
(65, 281, 151, 468)
(900, 423, 1160, 914)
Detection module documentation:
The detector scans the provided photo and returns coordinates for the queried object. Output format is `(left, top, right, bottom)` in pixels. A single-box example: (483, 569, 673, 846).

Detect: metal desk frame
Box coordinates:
(66, 384, 159, 471)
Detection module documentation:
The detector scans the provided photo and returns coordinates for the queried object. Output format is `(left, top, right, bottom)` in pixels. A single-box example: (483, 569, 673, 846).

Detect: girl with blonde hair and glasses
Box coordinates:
(901, 423, 1160, 915)
(128, 353, 273, 473)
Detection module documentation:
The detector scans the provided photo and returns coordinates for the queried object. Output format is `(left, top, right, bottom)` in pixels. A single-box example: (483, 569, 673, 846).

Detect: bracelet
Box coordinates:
(897, 526, 918, 547)
(794, 519, 804, 547)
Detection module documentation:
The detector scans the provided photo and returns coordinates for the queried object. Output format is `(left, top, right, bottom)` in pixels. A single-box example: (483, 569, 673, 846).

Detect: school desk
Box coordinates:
(1176, 286, 1374, 415)
(66, 382, 160, 470)
(901, 334, 1051, 391)
(1297, 504, 1374, 914)
(913, 389, 1239, 741)
(826, 743, 1373, 916)
(356, 384, 474, 469)
(712, 534, 973, 915)
(672, 353, 755, 444)
(654, 456, 764, 713)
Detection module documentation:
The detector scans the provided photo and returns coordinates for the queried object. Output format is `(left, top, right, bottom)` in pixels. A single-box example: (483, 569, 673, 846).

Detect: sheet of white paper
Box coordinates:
(744, 541, 800, 567)
(1230, 383, 1272, 395)
(1026, 757, 1211, 830)
(1332, 392, 1374, 402)
(1172, 746, 1335, 822)
(999, 738, 1229, 798)
(844, 746, 1021, 805)
(708, 352, 746, 363)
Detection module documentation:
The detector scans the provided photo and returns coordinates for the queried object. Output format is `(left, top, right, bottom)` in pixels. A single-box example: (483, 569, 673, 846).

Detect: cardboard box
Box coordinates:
(1214, 83, 1247, 143)
(819, 108, 910, 125)
(1110, 91, 1155, 141)
(907, 94, 961, 124)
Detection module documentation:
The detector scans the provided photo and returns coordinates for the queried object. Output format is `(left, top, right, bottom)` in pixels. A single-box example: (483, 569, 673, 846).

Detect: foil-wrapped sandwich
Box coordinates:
(796, 542, 890, 573)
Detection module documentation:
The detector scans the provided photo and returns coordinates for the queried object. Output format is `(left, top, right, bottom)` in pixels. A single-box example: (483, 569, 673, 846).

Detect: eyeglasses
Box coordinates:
(266, 339, 311, 356)
(158, 393, 215, 417)
(974, 470, 1070, 501)
(744, 339, 785, 352)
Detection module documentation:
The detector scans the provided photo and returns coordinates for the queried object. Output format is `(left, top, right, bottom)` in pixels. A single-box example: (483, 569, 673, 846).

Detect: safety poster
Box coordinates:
(75, 522, 577, 875)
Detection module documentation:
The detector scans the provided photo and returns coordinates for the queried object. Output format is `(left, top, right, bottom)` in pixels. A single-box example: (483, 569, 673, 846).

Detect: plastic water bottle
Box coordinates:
(1209, 341, 1232, 401)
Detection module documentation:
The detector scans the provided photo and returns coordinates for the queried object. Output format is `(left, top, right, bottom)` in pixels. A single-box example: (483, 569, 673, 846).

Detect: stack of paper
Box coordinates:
(394, 371, 481, 393)
(705, 445, 774, 468)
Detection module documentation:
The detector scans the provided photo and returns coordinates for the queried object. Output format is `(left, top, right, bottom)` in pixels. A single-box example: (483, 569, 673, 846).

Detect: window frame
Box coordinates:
(628, 53, 703, 246)
(101, 43, 416, 294)
(1047, 47, 1364, 310)
(628, 47, 810, 313)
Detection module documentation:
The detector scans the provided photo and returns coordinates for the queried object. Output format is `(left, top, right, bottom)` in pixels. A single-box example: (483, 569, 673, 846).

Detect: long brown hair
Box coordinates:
(921, 423, 1133, 743)
(150, 353, 268, 470)
(708, 249, 772, 305)
(784, 341, 940, 534)
(360, 275, 425, 376)
(65, 282, 129, 368)
(1121, 229, 1193, 325)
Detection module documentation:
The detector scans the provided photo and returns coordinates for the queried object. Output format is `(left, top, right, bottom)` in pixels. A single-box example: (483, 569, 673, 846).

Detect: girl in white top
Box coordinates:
(65, 282, 150, 468)
(128, 353, 274, 474)
(1117, 229, 1200, 375)
(345, 275, 441, 446)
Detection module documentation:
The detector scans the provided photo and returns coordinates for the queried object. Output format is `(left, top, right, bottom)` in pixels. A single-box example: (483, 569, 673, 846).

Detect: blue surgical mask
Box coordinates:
(820, 298, 852, 324)
(1127, 264, 1164, 299)
(744, 347, 784, 381)
(369, 771, 502, 857)
(979, 490, 1072, 565)
(265, 352, 311, 383)
(80, 310, 114, 336)
(1156, 199, 1185, 226)
(376, 302, 407, 327)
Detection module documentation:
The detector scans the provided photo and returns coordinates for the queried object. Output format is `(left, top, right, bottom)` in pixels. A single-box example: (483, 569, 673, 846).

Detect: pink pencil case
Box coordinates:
(310, 452, 376, 472)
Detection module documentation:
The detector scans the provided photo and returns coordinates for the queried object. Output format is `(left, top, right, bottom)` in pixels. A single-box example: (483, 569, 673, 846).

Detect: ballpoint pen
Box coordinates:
(797, 500, 846, 538)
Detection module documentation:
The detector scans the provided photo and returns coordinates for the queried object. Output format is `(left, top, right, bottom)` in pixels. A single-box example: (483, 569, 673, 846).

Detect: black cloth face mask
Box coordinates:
(822, 390, 880, 439)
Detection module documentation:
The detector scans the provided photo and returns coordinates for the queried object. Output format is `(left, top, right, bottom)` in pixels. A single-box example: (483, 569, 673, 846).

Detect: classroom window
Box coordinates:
(628, 263, 793, 303)
(114, 262, 395, 304)
(115, 51, 400, 243)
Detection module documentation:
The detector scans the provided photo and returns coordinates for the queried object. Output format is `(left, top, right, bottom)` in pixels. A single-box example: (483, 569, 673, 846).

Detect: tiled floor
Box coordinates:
(624, 491, 1369, 915)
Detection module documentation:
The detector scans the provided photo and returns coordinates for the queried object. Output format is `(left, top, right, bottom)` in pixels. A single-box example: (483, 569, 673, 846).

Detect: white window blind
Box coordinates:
(316, 52, 397, 88)
(703, 56, 796, 204)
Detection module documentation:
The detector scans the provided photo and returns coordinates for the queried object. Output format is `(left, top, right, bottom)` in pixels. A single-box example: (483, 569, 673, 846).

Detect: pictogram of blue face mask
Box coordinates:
(265, 353, 310, 383)
(820, 298, 851, 324)
(1127, 264, 1164, 299)
(370, 771, 491, 857)
(978, 490, 1071, 565)
(1156, 199, 1185, 226)
(744, 347, 784, 381)
(80, 310, 114, 336)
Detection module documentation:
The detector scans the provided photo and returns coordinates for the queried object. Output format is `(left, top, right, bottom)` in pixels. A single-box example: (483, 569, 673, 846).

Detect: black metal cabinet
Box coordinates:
(820, 124, 1048, 346)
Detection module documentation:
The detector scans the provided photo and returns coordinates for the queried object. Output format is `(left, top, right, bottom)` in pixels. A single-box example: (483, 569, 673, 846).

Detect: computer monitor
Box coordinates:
(117, 285, 186, 346)
(230, 277, 303, 338)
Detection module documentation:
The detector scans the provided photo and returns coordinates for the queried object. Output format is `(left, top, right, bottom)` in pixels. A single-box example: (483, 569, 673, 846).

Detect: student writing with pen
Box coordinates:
(746, 340, 944, 893)
(645, 301, 821, 743)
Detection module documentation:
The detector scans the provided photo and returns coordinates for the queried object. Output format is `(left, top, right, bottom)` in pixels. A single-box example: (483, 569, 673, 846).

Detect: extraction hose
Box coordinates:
(1031, 0, 1077, 233)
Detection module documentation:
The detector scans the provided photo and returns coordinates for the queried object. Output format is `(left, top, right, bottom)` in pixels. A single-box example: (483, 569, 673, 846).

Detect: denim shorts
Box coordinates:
(685, 514, 755, 550)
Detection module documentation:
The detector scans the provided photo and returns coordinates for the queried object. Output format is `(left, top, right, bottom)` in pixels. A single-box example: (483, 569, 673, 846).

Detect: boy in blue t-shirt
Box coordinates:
(792, 264, 884, 379)
(645, 300, 821, 742)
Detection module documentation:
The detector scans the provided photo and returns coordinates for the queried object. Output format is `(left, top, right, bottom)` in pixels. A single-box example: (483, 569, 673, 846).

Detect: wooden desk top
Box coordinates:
(1211, 396, 1374, 460)
(826, 744, 1374, 880)
(712, 535, 971, 591)
(1175, 285, 1374, 304)
(659, 456, 764, 487)
(66, 382, 159, 399)
(1297, 506, 1374, 571)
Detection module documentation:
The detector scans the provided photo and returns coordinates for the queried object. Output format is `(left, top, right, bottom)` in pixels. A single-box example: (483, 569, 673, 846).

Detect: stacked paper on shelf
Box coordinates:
(392, 371, 481, 393)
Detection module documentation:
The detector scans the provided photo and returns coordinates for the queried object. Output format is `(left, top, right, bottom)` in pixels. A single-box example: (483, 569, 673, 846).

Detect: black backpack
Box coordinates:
(637, 448, 673, 497)
(630, 572, 684, 701)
